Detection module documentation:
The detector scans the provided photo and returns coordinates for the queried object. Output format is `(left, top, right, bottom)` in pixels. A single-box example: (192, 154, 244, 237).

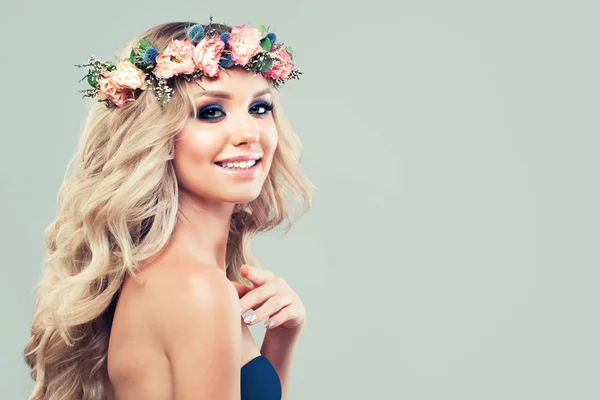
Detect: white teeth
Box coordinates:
(217, 159, 258, 169)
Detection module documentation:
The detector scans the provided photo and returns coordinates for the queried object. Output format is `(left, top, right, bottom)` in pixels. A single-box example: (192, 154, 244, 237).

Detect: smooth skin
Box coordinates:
(105, 67, 305, 400)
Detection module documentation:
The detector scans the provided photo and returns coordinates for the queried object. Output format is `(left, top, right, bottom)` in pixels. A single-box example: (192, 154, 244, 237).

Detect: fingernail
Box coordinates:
(265, 321, 274, 329)
(244, 314, 257, 324)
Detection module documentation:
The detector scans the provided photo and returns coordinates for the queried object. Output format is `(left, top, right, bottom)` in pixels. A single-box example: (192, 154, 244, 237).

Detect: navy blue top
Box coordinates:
(241, 355, 282, 400)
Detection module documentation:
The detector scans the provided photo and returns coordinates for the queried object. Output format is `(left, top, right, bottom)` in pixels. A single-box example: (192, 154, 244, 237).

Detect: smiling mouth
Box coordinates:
(214, 158, 262, 170)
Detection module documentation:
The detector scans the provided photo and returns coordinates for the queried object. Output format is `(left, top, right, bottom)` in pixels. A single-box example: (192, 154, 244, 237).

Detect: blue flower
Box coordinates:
(266, 32, 277, 44)
(220, 32, 231, 44)
(142, 48, 160, 64)
(220, 53, 234, 68)
(187, 24, 205, 42)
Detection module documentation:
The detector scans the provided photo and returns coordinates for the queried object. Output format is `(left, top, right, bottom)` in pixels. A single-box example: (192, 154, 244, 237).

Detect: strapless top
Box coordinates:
(241, 355, 282, 399)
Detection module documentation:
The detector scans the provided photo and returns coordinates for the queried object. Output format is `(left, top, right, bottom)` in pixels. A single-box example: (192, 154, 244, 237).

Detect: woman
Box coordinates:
(24, 19, 313, 400)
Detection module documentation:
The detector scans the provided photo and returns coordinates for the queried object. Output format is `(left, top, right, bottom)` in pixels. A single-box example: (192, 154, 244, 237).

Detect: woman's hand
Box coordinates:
(231, 264, 306, 331)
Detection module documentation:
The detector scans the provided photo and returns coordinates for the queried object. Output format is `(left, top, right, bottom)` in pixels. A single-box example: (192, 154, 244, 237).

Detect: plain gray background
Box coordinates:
(2, 0, 599, 399)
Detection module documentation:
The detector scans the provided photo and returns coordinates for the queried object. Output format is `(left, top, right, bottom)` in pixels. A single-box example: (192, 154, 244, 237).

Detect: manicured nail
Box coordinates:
(265, 321, 275, 329)
(244, 314, 257, 324)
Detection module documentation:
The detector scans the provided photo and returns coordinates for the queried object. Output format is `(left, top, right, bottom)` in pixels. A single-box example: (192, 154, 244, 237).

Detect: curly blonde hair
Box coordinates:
(23, 21, 313, 400)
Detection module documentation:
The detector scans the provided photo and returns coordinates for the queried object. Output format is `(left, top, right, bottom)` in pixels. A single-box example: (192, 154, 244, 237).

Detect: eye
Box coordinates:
(249, 101, 274, 115)
(196, 104, 225, 120)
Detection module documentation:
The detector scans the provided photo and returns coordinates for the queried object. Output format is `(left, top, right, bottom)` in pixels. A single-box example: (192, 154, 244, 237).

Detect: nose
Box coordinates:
(230, 110, 260, 147)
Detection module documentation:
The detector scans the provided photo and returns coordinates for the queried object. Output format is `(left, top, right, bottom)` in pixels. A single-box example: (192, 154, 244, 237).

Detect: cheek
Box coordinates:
(176, 126, 224, 158)
(261, 123, 279, 156)
(173, 127, 224, 180)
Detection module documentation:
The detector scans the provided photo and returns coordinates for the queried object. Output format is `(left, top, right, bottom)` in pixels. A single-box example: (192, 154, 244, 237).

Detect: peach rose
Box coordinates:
(153, 39, 197, 79)
(227, 24, 263, 65)
(263, 47, 293, 80)
(97, 71, 118, 98)
(97, 72, 134, 107)
(111, 60, 148, 90)
(108, 89, 134, 107)
(193, 35, 225, 77)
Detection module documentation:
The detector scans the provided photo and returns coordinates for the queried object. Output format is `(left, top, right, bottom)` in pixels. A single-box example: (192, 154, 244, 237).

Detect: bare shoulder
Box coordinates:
(144, 262, 241, 340)
(141, 261, 242, 399)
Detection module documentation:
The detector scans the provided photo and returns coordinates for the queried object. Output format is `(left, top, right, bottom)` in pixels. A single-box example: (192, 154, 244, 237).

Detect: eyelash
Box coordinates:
(195, 101, 274, 121)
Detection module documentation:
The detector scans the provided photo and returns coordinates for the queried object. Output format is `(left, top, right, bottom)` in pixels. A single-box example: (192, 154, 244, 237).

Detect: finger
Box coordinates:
(243, 295, 295, 326)
(240, 264, 276, 287)
(262, 304, 294, 330)
(239, 280, 280, 315)
(230, 281, 253, 298)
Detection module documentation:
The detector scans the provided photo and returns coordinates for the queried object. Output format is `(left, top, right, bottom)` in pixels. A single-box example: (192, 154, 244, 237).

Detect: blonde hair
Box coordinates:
(23, 21, 313, 400)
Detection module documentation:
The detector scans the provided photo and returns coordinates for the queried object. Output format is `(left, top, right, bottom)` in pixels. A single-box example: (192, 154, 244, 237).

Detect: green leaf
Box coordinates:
(256, 24, 268, 36)
(139, 38, 153, 50)
(261, 37, 272, 52)
(87, 75, 97, 89)
(260, 58, 273, 72)
(124, 49, 135, 63)
(285, 46, 295, 60)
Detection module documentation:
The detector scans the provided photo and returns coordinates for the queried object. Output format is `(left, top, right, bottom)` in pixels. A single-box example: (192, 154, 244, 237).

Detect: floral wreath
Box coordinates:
(75, 19, 301, 109)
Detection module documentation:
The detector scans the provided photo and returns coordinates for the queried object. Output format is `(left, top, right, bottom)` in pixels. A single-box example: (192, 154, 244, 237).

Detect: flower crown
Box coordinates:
(75, 21, 301, 109)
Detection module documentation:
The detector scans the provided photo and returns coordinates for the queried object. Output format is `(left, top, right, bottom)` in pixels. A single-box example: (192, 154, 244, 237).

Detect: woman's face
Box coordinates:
(173, 66, 278, 206)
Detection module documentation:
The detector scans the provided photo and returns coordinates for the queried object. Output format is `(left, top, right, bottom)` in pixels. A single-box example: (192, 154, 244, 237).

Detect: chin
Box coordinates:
(213, 185, 265, 205)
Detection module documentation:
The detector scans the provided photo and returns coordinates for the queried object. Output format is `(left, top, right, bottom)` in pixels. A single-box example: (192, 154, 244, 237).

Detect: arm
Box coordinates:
(152, 267, 242, 400)
(235, 264, 307, 400)
(260, 325, 304, 400)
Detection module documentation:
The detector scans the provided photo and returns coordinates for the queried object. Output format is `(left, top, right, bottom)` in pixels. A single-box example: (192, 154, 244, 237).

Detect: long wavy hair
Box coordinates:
(23, 21, 313, 400)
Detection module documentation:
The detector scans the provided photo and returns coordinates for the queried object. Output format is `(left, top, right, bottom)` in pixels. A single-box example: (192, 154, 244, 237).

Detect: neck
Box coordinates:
(171, 190, 235, 272)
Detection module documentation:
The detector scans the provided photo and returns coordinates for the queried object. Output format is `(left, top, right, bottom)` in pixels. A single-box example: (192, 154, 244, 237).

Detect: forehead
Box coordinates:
(187, 67, 271, 98)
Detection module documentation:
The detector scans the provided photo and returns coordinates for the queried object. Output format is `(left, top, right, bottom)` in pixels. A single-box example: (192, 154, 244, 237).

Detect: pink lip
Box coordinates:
(215, 159, 262, 178)
(214, 154, 262, 163)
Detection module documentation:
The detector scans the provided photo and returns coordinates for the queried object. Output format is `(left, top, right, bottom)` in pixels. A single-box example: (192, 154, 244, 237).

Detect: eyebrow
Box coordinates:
(196, 88, 272, 99)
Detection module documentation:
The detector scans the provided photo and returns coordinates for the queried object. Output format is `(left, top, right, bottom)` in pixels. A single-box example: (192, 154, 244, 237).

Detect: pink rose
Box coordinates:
(111, 60, 148, 90)
(97, 71, 118, 98)
(227, 24, 263, 65)
(108, 89, 134, 107)
(263, 47, 293, 80)
(193, 35, 225, 77)
(153, 39, 197, 79)
(96, 61, 147, 107)
(97, 72, 134, 107)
